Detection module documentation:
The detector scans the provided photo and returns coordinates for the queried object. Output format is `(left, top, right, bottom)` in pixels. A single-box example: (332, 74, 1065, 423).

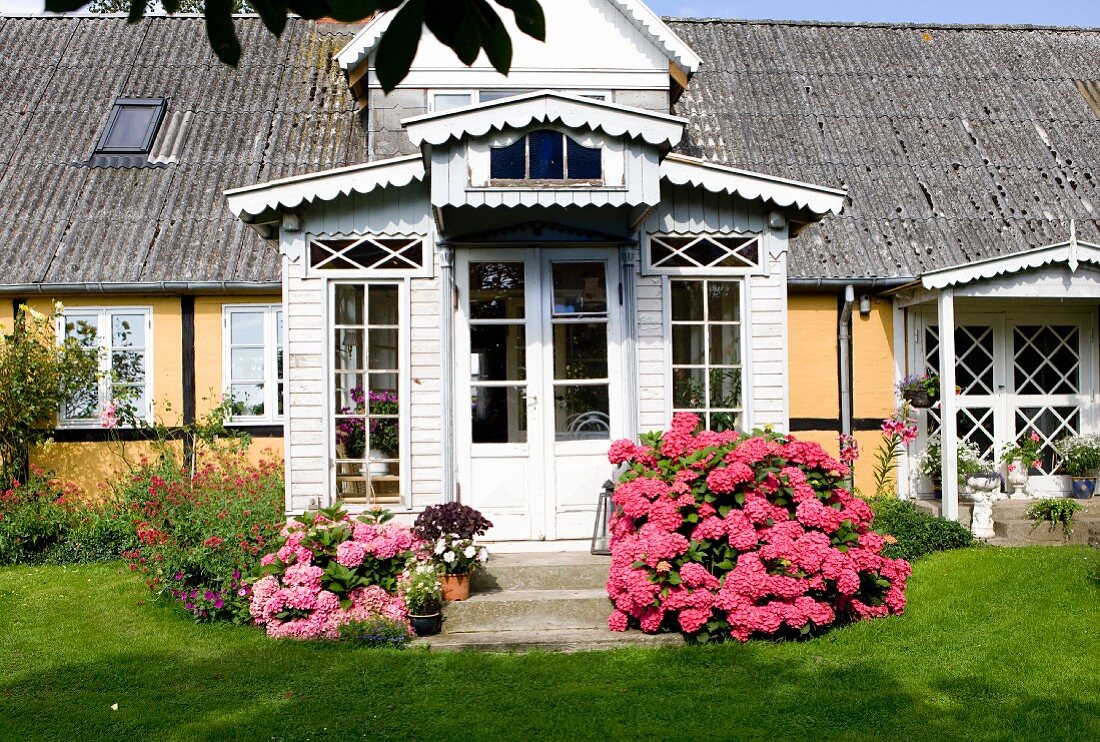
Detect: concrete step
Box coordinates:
(992, 519, 1092, 545)
(472, 551, 609, 592)
(992, 498, 1100, 521)
(443, 588, 612, 633)
(414, 628, 683, 653)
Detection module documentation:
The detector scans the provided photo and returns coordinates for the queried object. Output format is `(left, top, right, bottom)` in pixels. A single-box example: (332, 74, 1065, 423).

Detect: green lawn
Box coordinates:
(1, 548, 1097, 741)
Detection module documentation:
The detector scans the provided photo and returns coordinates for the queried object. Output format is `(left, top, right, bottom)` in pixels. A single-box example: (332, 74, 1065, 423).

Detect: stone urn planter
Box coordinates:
(1006, 459, 1030, 499)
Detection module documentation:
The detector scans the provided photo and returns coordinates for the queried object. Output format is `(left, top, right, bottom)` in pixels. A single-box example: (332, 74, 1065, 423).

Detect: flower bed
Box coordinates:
(250, 506, 419, 640)
(606, 414, 911, 643)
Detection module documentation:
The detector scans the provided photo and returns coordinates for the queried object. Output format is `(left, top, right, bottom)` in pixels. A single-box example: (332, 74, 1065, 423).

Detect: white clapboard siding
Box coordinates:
(284, 267, 328, 513)
(636, 273, 668, 433)
(746, 233, 789, 430)
(642, 181, 768, 235)
(407, 254, 446, 508)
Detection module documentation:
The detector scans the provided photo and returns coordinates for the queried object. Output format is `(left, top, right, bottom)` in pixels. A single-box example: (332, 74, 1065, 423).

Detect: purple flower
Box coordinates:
(184, 603, 193, 611)
(232, 569, 241, 580)
(214, 598, 224, 609)
(237, 588, 248, 597)
(174, 572, 185, 581)
(204, 591, 216, 601)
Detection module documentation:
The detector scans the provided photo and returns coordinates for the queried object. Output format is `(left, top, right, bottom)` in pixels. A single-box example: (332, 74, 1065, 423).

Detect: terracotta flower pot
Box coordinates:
(440, 573, 470, 601)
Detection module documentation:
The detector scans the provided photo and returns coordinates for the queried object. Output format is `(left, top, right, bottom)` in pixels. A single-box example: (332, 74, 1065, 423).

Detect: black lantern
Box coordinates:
(590, 479, 615, 555)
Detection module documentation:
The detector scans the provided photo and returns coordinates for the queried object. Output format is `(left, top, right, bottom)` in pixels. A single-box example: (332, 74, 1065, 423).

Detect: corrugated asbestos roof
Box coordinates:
(5, 15, 1100, 284)
(0, 16, 365, 287)
(667, 18, 1100, 278)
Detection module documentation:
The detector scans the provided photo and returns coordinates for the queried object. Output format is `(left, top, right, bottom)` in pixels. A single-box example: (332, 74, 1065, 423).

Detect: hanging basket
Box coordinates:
(902, 388, 936, 408)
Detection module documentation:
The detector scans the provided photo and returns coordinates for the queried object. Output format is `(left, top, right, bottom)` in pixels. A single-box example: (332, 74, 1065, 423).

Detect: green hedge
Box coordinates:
(868, 497, 975, 560)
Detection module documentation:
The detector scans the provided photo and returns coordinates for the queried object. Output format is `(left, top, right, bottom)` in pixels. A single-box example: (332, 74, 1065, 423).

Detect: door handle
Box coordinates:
(527, 395, 538, 407)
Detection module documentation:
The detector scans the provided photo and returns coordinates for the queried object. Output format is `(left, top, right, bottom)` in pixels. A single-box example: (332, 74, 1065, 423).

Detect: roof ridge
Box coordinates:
(663, 16, 1100, 33)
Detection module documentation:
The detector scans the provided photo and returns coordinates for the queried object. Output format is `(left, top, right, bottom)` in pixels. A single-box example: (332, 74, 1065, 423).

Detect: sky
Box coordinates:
(2, 0, 1099, 26)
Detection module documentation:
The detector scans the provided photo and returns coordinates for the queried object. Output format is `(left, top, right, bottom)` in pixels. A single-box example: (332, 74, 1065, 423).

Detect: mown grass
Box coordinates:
(1, 547, 1097, 741)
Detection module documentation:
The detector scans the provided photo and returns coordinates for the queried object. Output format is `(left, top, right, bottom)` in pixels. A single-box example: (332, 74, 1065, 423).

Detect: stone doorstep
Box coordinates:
(442, 588, 612, 633)
(992, 519, 1093, 545)
(472, 552, 610, 592)
(413, 628, 683, 653)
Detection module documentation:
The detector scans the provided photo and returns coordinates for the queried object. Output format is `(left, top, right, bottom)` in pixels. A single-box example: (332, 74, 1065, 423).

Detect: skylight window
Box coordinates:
(96, 98, 166, 155)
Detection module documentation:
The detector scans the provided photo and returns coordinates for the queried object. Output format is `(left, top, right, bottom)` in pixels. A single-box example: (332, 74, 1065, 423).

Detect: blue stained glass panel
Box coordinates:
(490, 138, 526, 179)
(566, 138, 601, 179)
(528, 130, 564, 179)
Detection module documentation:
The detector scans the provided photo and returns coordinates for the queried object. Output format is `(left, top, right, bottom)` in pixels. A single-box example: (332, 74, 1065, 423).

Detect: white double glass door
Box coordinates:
(917, 308, 1098, 493)
(455, 247, 623, 541)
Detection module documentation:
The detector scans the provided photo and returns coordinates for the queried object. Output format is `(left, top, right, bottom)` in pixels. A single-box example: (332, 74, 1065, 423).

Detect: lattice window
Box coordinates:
(923, 324, 997, 460)
(309, 236, 426, 275)
(1013, 325, 1080, 395)
(646, 234, 760, 275)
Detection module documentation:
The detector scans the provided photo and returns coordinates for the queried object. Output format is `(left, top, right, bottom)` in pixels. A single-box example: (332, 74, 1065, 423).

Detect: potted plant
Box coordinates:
(1026, 498, 1083, 539)
(400, 561, 443, 636)
(1053, 434, 1100, 499)
(915, 432, 984, 489)
(413, 503, 493, 601)
(1000, 431, 1043, 499)
(897, 373, 939, 408)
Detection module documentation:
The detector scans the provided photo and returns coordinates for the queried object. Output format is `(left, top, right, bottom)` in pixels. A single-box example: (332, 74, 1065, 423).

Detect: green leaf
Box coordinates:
(376, 0, 427, 93)
(467, 0, 512, 74)
(204, 0, 241, 65)
(250, 0, 289, 38)
(44, 0, 92, 11)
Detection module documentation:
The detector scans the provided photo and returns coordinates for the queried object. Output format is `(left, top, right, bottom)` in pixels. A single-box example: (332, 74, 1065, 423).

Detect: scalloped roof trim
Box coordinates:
(921, 240, 1100, 289)
(661, 154, 846, 216)
(224, 155, 425, 219)
(402, 90, 686, 147)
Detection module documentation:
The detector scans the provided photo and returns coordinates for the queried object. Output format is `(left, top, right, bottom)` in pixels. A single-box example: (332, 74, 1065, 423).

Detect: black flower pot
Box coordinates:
(409, 613, 442, 636)
(902, 388, 935, 408)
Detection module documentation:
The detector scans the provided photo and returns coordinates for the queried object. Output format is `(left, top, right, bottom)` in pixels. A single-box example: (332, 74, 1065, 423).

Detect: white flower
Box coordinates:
(434, 540, 446, 555)
(478, 548, 489, 562)
(443, 551, 456, 563)
(463, 546, 476, 559)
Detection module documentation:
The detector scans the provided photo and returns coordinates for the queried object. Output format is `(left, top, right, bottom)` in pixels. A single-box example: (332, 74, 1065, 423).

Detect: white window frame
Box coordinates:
(222, 304, 285, 425)
(306, 233, 432, 279)
(643, 233, 765, 277)
(428, 89, 611, 112)
(664, 277, 747, 432)
(326, 279, 411, 511)
(58, 307, 154, 428)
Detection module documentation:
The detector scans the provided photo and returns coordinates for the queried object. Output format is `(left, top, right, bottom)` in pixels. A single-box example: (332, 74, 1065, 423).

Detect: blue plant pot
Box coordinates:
(1070, 477, 1096, 499)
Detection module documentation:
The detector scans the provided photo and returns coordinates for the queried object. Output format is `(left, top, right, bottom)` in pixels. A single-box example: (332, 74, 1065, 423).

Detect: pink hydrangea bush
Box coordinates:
(606, 414, 911, 643)
(249, 505, 420, 640)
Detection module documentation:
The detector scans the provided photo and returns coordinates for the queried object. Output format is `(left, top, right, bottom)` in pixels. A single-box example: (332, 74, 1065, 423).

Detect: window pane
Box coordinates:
(472, 385, 527, 444)
(672, 324, 704, 365)
(710, 368, 743, 409)
(478, 89, 534, 102)
(709, 324, 741, 366)
(335, 329, 365, 370)
(231, 347, 265, 380)
(552, 262, 606, 314)
(111, 351, 144, 383)
(114, 385, 146, 419)
(672, 367, 706, 409)
(566, 138, 601, 179)
(555, 384, 610, 441)
(709, 411, 742, 433)
(101, 104, 159, 151)
(433, 93, 473, 111)
(528, 130, 564, 179)
(708, 281, 740, 321)
(335, 285, 365, 325)
(230, 383, 265, 416)
(65, 318, 97, 348)
(368, 285, 399, 326)
(111, 314, 145, 348)
(471, 325, 526, 381)
(553, 323, 607, 379)
(671, 280, 704, 321)
(368, 328, 399, 370)
(65, 386, 99, 419)
(229, 311, 263, 345)
(469, 262, 525, 319)
(490, 138, 526, 179)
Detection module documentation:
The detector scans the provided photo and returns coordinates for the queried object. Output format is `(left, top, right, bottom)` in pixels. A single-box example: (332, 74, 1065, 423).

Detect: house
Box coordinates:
(3, 3, 1099, 542)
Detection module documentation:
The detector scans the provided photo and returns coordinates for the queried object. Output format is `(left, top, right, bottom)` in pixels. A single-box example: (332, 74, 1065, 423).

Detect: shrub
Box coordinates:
(338, 616, 414, 648)
(413, 502, 493, 540)
(606, 414, 911, 643)
(250, 506, 419, 640)
(120, 452, 286, 623)
(868, 497, 974, 560)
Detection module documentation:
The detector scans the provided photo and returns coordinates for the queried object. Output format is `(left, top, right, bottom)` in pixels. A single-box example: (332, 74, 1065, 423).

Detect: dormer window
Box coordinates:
(490, 130, 602, 183)
(96, 98, 166, 155)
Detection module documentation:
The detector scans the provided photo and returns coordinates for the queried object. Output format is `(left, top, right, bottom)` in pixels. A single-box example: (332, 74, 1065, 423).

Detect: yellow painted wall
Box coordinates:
(787, 294, 839, 420)
(853, 298, 895, 421)
(15, 293, 283, 498)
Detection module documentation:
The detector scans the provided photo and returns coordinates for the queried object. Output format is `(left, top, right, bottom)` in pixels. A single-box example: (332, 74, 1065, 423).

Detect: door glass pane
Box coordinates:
(472, 385, 527, 444)
(553, 323, 607, 379)
(552, 262, 606, 315)
(471, 325, 526, 381)
(368, 285, 399, 326)
(672, 367, 706, 409)
(709, 324, 741, 366)
(368, 328, 399, 370)
(707, 281, 739, 321)
(469, 262, 525, 319)
(709, 368, 743, 409)
(334, 329, 364, 371)
(1014, 325, 1080, 395)
(555, 384, 610, 440)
